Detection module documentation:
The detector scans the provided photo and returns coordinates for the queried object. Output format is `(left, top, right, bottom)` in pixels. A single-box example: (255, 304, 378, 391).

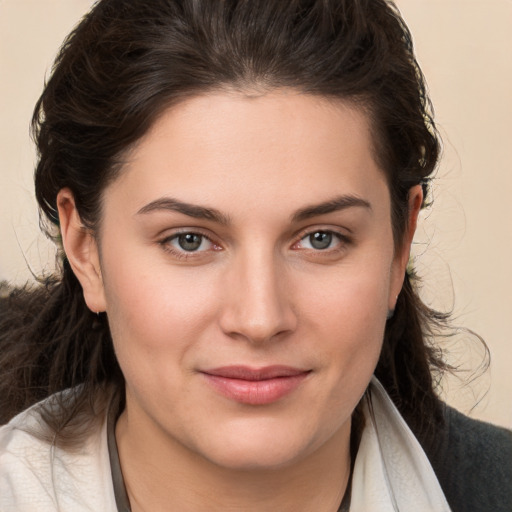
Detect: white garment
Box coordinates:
(350, 378, 452, 511)
(0, 379, 451, 511)
(0, 402, 117, 511)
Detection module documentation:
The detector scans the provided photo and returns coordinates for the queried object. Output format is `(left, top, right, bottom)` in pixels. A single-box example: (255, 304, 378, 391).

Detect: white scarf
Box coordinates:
(349, 377, 452, 511)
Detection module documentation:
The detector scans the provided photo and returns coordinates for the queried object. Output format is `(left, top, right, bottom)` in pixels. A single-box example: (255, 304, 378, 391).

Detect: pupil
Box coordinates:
(310, 231, 332, 250)
(178, 233, 202, 251)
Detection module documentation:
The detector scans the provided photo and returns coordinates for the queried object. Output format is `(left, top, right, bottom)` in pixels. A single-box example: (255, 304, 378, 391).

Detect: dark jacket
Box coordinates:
(425, 406, 512, 512)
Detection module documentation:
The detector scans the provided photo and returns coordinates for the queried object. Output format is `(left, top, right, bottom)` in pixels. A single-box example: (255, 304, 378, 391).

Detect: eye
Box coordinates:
(161, 231, 217, 255)
(292, 229, 351, 259)
(298, 230, 343, 250)
(174, 233, 207, 252)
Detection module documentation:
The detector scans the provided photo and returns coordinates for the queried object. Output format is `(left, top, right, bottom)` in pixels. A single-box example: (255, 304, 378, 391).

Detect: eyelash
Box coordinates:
(293, 229, 352, 255)
(158, 230, 220, 260)
(158, 228, 351, 260)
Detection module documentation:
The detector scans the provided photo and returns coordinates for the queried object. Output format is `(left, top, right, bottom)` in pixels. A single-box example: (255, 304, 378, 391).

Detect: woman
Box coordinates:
(0, 0, 510, 511)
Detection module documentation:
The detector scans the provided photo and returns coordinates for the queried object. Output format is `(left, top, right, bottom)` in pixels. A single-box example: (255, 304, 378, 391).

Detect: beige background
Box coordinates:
(1, 0, 511, 428)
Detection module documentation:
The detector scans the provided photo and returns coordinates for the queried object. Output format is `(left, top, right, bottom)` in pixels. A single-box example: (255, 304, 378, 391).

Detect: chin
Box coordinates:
(191, 419, 327, 472)
(204, 443, 307, 472)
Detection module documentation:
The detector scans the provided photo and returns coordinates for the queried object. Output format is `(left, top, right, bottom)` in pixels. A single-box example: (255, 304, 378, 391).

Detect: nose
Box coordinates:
(218, 248, 297, 344)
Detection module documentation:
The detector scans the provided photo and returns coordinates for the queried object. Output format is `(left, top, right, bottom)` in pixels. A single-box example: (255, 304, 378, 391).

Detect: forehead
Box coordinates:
(108, 90, 388, 219)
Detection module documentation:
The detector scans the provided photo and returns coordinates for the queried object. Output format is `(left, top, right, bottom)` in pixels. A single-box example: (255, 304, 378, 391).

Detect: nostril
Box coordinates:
(217, 257, 297, 343)
(218, 296, 297, 344)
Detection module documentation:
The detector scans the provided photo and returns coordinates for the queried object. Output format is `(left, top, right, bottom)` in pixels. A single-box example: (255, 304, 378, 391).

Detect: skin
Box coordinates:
(58, 90, 422, 512)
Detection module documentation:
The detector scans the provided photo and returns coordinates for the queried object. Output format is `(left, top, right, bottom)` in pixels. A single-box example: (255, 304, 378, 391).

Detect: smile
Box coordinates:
(201, 366, 311, 405)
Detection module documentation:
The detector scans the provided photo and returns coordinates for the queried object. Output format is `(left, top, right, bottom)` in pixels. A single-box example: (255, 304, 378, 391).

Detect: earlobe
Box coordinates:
(57, 188, 106, 313)
(388, 184, 423, 310)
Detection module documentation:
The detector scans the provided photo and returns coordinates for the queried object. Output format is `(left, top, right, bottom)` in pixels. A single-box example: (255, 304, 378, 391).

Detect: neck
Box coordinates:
(115, 404, 352, 512)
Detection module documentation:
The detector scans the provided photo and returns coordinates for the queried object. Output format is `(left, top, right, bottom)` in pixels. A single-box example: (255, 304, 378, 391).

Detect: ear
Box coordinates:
(388, 184, 423, 310)
(57, 188, 107, 313)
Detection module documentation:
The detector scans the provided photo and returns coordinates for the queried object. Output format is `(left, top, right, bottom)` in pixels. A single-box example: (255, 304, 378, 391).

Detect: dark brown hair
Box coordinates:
(1, 0, 446, 447)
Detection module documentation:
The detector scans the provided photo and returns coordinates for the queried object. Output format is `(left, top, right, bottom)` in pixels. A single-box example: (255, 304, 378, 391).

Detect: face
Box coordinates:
(65, 91, 415, 470)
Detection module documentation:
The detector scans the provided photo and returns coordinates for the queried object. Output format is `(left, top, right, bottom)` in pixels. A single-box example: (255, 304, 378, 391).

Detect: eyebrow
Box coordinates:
(136, 194, 371, 225)
(291, 195, 372, 222)
(137, 197, 231, 225)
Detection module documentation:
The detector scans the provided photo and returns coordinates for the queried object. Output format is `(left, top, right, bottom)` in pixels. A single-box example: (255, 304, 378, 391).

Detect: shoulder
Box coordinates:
(0, 394, 116, 511)
(0, 407, 63, 511)
(425, 405, 512, 512)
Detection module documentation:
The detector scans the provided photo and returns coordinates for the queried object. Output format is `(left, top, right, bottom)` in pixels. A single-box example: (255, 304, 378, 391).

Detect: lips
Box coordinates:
(201, 365, 311, 405)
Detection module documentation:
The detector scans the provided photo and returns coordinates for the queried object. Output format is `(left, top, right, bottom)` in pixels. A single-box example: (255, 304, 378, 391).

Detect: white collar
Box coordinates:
(349, 377, 452, 511)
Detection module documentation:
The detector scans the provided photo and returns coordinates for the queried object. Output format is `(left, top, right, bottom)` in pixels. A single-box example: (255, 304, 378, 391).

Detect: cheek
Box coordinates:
(304, 258, 391, 329)
(100, 250, 221, 382)
(302, 261, 391, 386)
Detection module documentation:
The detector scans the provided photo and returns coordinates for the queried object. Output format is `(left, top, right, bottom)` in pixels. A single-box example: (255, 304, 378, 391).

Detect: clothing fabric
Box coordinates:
(425, 404, 512, 512)
(0, 380, 510, 511)
(350, 379, 451, 511)
(0, 398, 117, 511)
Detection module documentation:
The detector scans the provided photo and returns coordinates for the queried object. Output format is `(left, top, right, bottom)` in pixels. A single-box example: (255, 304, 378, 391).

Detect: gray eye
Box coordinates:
(177, 233, 203, 251)
(309, 231, 332, 250)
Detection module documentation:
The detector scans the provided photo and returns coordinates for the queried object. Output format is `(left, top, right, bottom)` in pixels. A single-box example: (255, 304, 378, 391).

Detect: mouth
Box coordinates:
(201, 365, 311, 405)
